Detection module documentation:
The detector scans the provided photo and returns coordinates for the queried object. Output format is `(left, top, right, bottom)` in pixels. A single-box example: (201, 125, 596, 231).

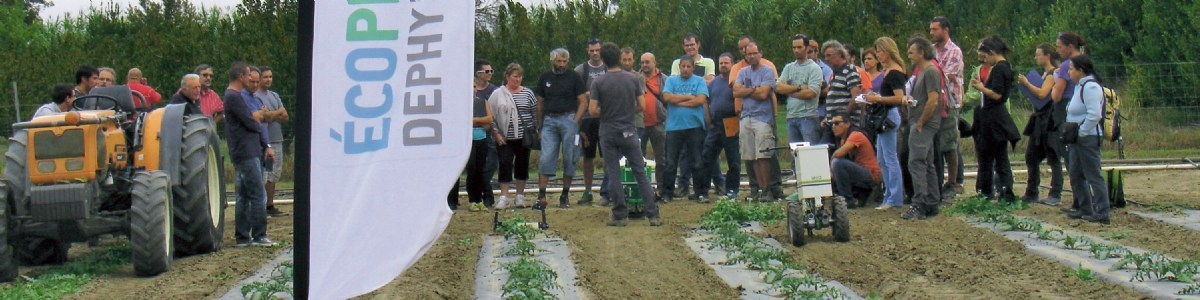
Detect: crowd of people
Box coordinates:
(452, 16, 1114, 225)
(42, 62, 291, 245)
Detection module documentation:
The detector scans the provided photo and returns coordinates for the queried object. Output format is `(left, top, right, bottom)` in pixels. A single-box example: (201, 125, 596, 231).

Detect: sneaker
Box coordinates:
(941, 183, 958, 203)
(235, 240, 251, 248)
(688, 194, 699, 202)
(515, 195, 526, 208)
(648, 217, 663, 227)
(1060, 207, 1078, 214)
(697, 195, 710, 204)
(469, 203, 484, 212)
(1020, 195, 1038, 203)
(495, 196, 510, 210)
(1083, 215, 1110, 225)
(599, 196, 612, 207)
(266, 206, 285, 217)
(1039, 196, 1062, 206)
(901, 206, 928, 220)
(875, 203, 900, 210)
(607, 219, 626, 227)
(726, 190, 738, 200)
(251, 237, 277, 247)
(559, 193, 571, 207)
(954, 183, 964, 194)
(578, 192, 594, 206)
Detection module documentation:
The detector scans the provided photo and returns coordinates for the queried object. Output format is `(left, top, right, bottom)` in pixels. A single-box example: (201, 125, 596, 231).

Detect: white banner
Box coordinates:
(310, 1, 473, 298)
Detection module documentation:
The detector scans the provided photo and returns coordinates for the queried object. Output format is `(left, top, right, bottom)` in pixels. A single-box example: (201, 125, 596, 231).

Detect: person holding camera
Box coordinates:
(830, 114, 881, 208)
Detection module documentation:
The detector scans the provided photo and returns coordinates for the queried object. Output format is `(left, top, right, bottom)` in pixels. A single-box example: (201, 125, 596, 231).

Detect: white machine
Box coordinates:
(785, 142, 849, 247)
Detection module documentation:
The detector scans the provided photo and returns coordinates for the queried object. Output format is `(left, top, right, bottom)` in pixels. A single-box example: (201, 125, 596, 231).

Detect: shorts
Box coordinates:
(937, 109, 959, 153)
(739, 118, 775, 160)
(263, 143, 284, 182)
(580, 118, 601, 159)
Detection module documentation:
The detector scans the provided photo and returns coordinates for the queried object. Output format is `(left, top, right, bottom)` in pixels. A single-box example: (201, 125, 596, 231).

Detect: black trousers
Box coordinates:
(975, 136, 1014, 198)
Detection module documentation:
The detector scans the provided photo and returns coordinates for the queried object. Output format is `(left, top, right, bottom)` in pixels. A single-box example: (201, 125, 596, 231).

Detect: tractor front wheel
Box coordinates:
(831, 196, 851, 242)
(131, 170, 172, 276)
(787, 199, 807, 247)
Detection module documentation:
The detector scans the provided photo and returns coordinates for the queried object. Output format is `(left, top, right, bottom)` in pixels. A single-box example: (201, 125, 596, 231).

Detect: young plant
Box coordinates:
(1088, 243, 1130, 260)
(1035, 228, 1065, 241)
(502, 258, 559, 300)
(505, 239, 541, 257)
(1065, 263, 1096, 281)
(498, 216, 538, 240)
(1180, 282, 1200, 295)
(240, 262, 295, 300)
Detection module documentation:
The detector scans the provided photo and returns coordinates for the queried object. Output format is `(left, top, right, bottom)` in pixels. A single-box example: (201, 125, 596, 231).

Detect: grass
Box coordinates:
(0, 241, 131, 299)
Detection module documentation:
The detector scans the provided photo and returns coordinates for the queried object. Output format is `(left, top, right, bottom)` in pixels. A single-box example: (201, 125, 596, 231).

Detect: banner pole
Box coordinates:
(294, 1, 314, 299)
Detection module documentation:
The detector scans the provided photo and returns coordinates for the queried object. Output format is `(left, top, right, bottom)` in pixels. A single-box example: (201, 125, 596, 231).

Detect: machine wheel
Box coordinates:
(0, 183, 16, 282)
(17, 237, 69, 265)
(131, 170, 172, 276)
(172, 116, 226, 256)
(3, 131, 28, 205)
(831, 196, 851, 242)
(787, 200, 807, 247)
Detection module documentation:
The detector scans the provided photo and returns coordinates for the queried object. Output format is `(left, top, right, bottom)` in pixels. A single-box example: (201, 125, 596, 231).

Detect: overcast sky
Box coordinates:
(39, 0, 562, 21)
(39, 0, 243, 21)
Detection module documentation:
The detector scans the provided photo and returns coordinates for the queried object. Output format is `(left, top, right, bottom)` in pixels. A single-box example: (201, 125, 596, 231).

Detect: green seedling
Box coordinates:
(1088, 243, 1130, 259)
(506, 239, 541, 257)
(1065, 263, 1097, 281)
(240, 262, 294, 300)
(1061, 235, 1091, 250)
(1148, 203, 1189, 216)
(1180, 282, 1200, 295)
(1113, 252, 1166, 272)
(1034, 228, 1065, 241)
(502, 258, 559, 300)
(498, 216, 539, 240)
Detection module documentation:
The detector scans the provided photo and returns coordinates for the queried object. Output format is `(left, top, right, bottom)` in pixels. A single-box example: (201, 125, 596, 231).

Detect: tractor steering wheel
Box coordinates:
(72, 95, 123, 112)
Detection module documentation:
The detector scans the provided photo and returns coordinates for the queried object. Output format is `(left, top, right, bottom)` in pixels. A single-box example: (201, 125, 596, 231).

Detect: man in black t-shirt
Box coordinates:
(590, 43, 660, 226)
(575, 38, 607, 206)
(535, 48, 588, 208)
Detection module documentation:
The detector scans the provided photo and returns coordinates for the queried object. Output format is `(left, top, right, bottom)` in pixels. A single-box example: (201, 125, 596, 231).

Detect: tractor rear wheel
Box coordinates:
(172, 116, 225, 256)
(0, 183, 16, 282)
(831, 196, 851, 242)
(131, 170, 172, 276)
(787, 199, 807, 247)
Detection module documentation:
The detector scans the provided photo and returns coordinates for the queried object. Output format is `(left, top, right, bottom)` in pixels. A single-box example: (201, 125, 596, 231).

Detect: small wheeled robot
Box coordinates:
(785, 143, 850, 246)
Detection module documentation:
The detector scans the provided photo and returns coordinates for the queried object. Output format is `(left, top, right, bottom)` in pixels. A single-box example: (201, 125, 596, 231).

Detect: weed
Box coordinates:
(457, 237, 473, 246)
(0, 273, 92, 299)
(240, 262, 294, 300)
(946, 195, 1028, 218)
(1180, 282, 1200, 295)
(1098, 231, 1131, 240)
(1148, 203, 1191, 216)
(213, 271, 233, 281)
(701, 198, 785, 227)
(1065, 263, 1097, 281)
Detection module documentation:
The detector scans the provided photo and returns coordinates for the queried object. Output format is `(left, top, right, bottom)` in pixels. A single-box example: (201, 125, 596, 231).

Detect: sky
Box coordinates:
(38, 0, 562, 21)
(38, 0, 243, 21)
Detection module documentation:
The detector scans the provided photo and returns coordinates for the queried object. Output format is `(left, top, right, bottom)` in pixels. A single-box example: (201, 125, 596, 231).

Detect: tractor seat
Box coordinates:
(80, 85, 140, 112)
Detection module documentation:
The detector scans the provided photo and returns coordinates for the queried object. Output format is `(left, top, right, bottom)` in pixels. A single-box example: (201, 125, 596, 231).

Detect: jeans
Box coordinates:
(663, 127, 706, 197)
(831, 158, 875, 201)
(1068, 136, 1109, 218)
(875, 107, 903, 206)
(786, 117, 822, 144)
(639, 123, 666, 190)
(482, 132, 498, 206)
(538, 113, 579, 177)
(234, 158, 267, 242)
(602, 129, 658, 219)
(1025, 136, 1064, 199)
(908, 120, 940, 209)
(700, 121, 740, 196)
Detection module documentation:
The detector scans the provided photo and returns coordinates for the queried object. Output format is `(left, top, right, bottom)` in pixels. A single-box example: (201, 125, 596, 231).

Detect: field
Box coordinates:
(0, 168, 1191, 298)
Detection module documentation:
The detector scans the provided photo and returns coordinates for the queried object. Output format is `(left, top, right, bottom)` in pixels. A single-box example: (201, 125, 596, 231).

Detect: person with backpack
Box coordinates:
(967, 35, 1021, 202)
(1063, 55, 1111, 224)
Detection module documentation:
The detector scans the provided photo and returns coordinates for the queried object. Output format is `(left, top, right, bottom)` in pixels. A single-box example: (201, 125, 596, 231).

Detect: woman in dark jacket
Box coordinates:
(968, 35, 1021, 202)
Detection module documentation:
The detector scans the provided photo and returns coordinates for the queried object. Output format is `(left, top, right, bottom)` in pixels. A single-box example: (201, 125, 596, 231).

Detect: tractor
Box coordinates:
(0, 85, 226, 281)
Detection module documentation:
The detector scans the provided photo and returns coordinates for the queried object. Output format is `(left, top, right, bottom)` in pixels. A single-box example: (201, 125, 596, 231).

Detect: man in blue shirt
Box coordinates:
(702, 53, 741, 199)
(662, 56, 710, 202)
(734, 43, 778, 202)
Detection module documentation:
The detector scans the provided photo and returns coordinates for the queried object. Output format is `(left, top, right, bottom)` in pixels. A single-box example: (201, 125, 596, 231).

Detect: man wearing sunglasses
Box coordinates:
(830, 114, 881, 208)
(195, 64, 225, 122)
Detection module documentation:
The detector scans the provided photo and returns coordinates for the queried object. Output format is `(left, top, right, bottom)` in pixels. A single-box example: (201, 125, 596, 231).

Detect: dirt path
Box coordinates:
(64, 205, 294, 300)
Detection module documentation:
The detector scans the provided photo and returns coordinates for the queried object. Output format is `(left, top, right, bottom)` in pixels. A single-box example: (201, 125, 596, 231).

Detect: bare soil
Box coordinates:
(56, 168, 1197, 299)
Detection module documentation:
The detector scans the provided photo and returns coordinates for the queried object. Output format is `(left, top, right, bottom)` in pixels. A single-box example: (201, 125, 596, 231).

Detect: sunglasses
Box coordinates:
(830, 120, 846, 126)
(477, 70, 494, 74)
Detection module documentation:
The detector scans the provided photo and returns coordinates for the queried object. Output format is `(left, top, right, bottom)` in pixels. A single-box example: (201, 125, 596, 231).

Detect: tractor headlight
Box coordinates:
(37, 161, 55, 174)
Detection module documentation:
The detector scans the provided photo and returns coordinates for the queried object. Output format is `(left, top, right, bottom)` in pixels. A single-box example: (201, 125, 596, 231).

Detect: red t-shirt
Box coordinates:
(642, 71, 663, 126)
(128, 82, 162, 108)
(842, 131, 881, 182)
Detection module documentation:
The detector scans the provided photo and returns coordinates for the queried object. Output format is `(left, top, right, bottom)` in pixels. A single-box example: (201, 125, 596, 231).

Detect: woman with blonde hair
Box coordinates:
(489, 63, 538, 209)
(863, 36, 908, 210)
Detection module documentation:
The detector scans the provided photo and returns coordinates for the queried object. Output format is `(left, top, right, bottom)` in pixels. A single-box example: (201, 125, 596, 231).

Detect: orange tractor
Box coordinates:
(0, 85, 225, 281)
